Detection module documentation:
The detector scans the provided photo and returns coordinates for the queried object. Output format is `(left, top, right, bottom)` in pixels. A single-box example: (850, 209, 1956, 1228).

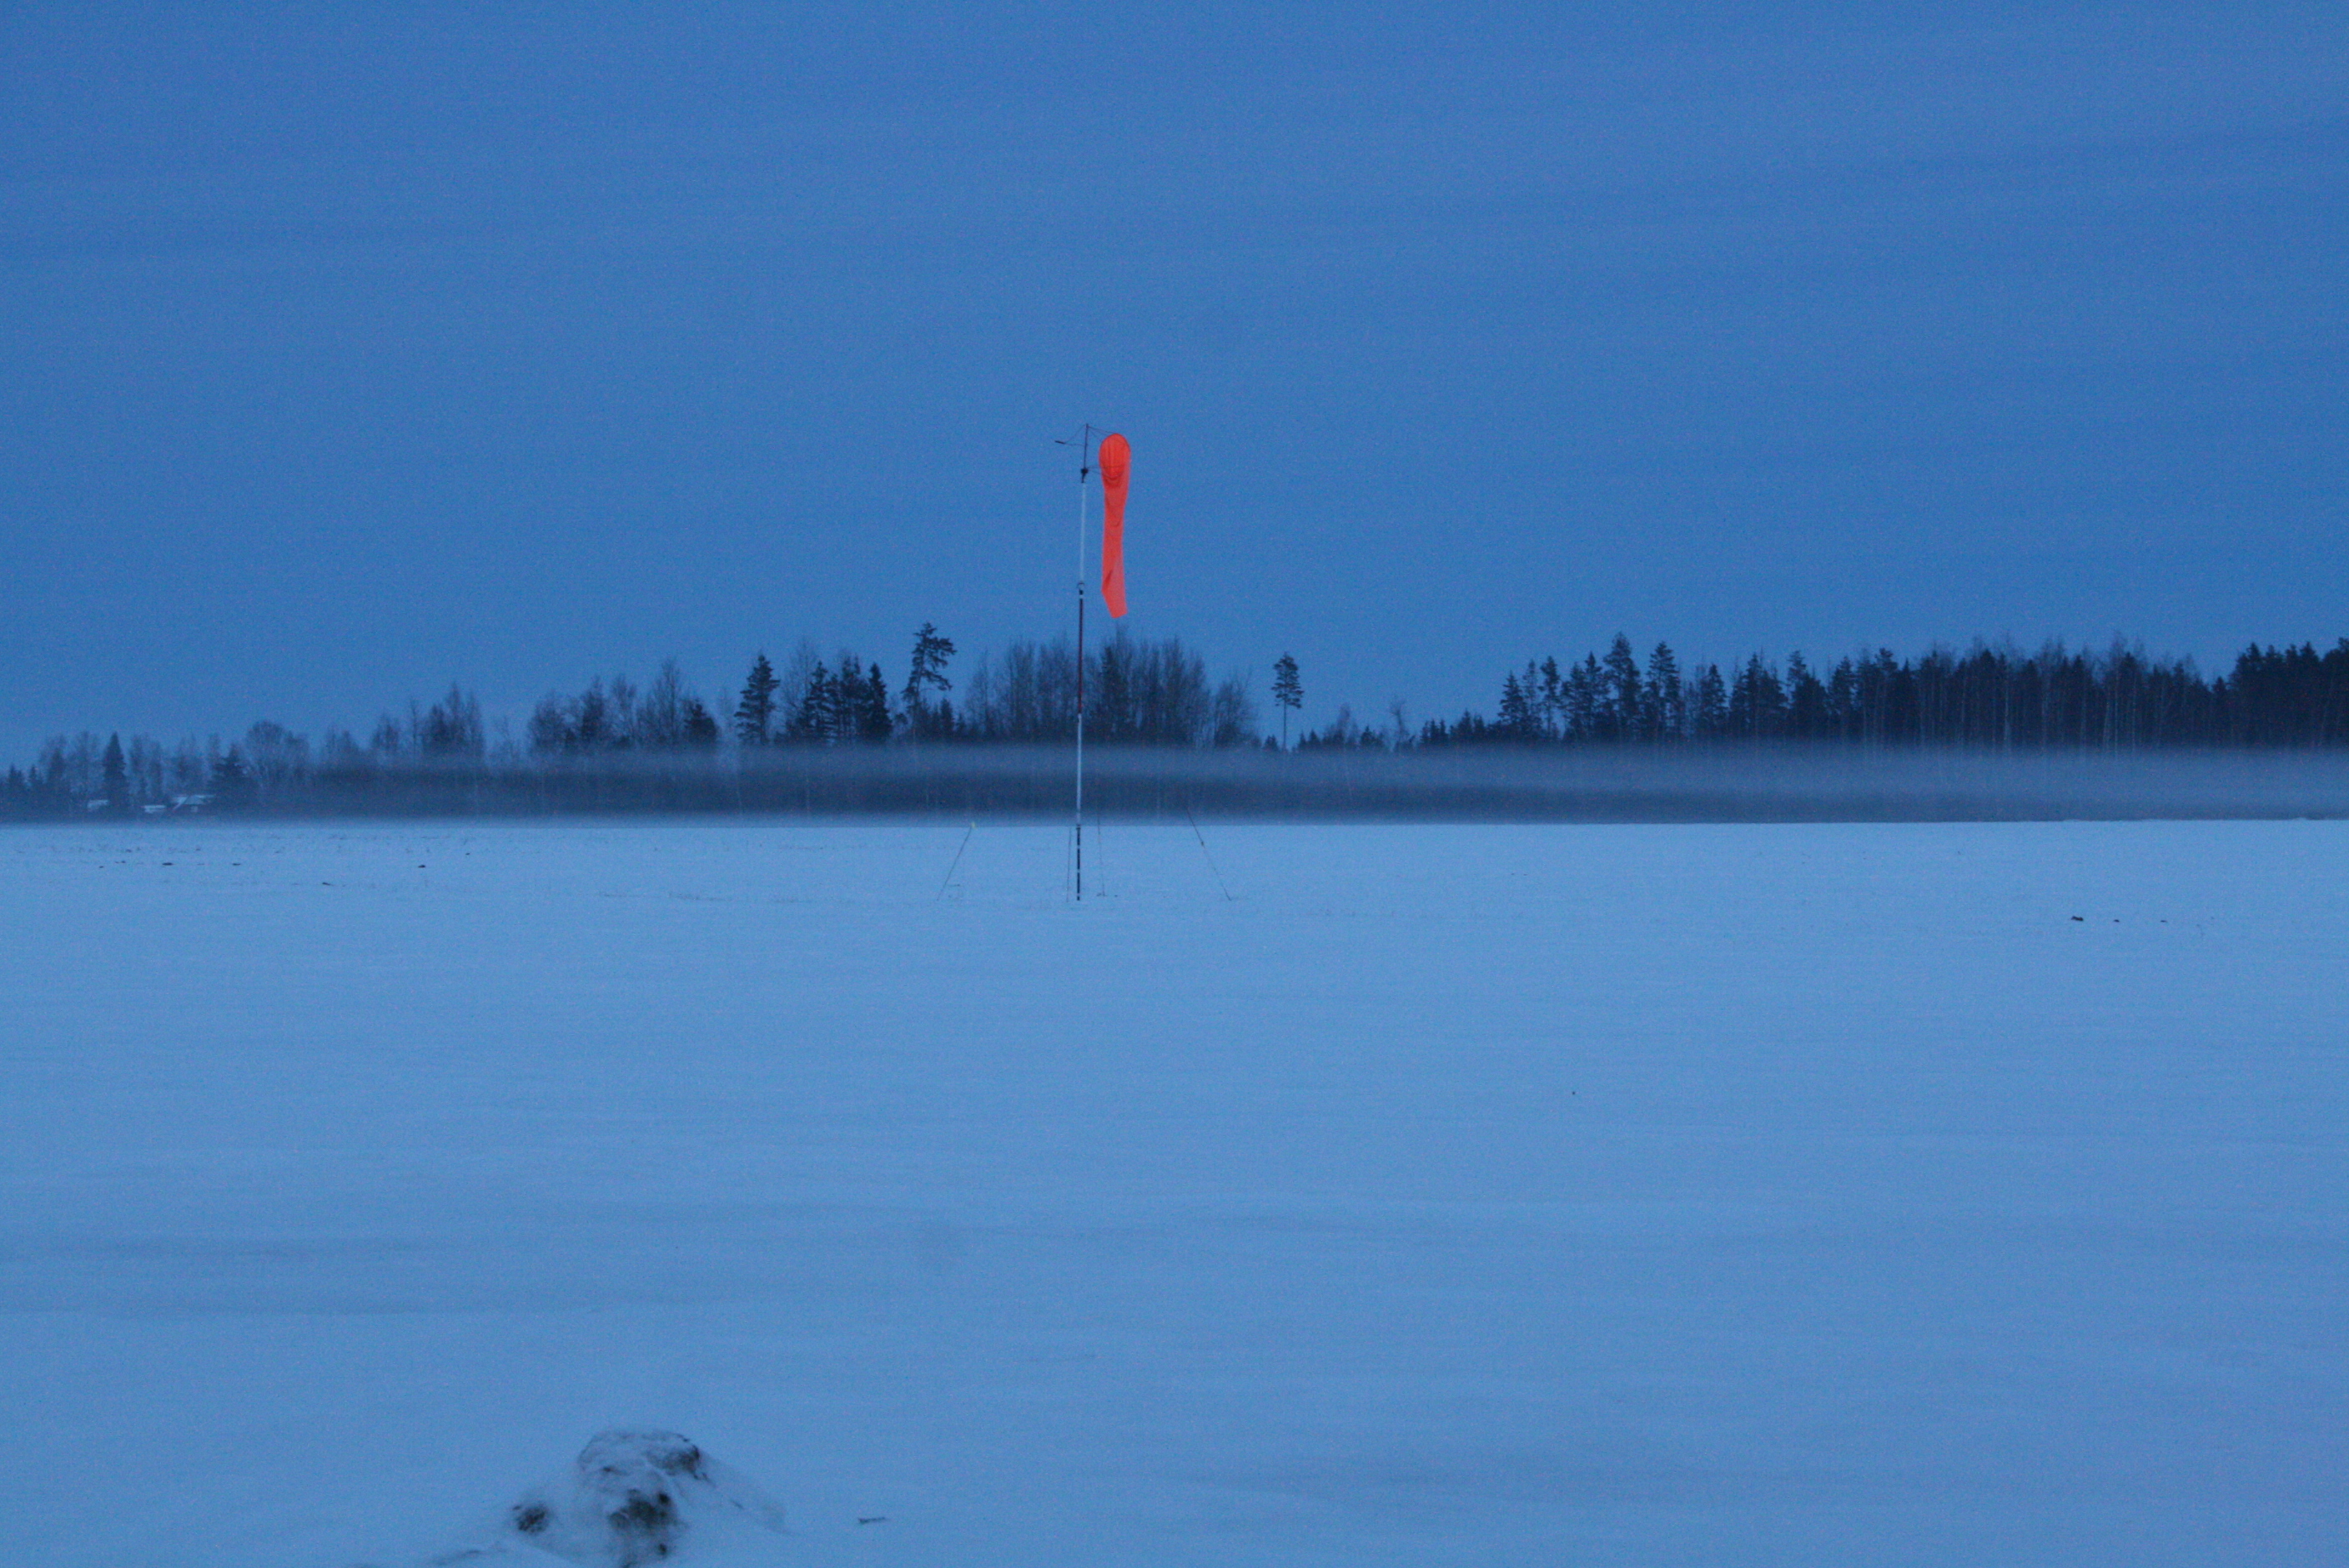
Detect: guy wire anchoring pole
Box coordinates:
(936, 819, 975, 902)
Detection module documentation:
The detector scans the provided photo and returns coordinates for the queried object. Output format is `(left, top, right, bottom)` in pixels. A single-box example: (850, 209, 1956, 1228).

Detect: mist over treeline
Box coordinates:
(9, 626, 2349, 822)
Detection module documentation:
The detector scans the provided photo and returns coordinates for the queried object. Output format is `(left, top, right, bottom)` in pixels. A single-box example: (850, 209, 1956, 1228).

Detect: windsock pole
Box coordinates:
(1060, 423, 1124, 903)
(1074, 430, 1090, 902)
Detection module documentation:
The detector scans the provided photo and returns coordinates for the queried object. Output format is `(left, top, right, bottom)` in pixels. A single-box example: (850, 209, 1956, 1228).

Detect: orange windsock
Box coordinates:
(1099, 432, 1129, 618)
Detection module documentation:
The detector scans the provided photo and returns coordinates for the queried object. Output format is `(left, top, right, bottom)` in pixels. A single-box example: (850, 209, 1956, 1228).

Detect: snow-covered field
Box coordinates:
(3, 820, 2341, 1566)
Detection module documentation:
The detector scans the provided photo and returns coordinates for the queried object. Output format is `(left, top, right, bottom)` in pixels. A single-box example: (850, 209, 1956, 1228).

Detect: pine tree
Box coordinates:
(1498, 670, 1535, 739)
(1827, 658, 1860, 740)
(1785, 651, 1828, 738)
(857, 662, 893, 743)
(1691, 663, 1729, 739)
(1729, 653, 1787, 738)
(788, 662, 832, 743)
(420, 685, 483, 759)
(682, 697, 720, 749)
(1603, 635, 1642, 740)
(821, 661, 853, 742)
(209, 746, 254, 807)
(1567, 656, 1602, 741)
(1642, 644, 1684, 741)
(900, 623, 958, 738)
(1538, 657, 1565, 736)
(101, 733, 129, 812)
(1271, 654, 1303, 748)
(734, 652, 781, 746)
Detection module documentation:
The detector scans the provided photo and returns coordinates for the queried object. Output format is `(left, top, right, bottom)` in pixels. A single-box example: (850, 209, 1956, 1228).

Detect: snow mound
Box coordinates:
(380, 1430, 788, 1568)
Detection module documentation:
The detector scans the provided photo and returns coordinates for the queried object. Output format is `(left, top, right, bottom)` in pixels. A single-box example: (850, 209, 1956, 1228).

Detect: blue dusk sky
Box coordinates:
(3, 3, 2342, 756)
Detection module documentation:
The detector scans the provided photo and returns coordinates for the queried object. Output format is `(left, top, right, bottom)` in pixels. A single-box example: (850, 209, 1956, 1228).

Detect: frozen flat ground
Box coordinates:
(2, 818, 2341, 1566)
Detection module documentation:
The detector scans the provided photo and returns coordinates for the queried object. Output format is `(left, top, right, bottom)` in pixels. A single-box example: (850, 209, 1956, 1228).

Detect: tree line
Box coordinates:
(7, 625, 2346, 820)
(1386, 636, 2349, 752)
(2, 626, 1258, 817)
